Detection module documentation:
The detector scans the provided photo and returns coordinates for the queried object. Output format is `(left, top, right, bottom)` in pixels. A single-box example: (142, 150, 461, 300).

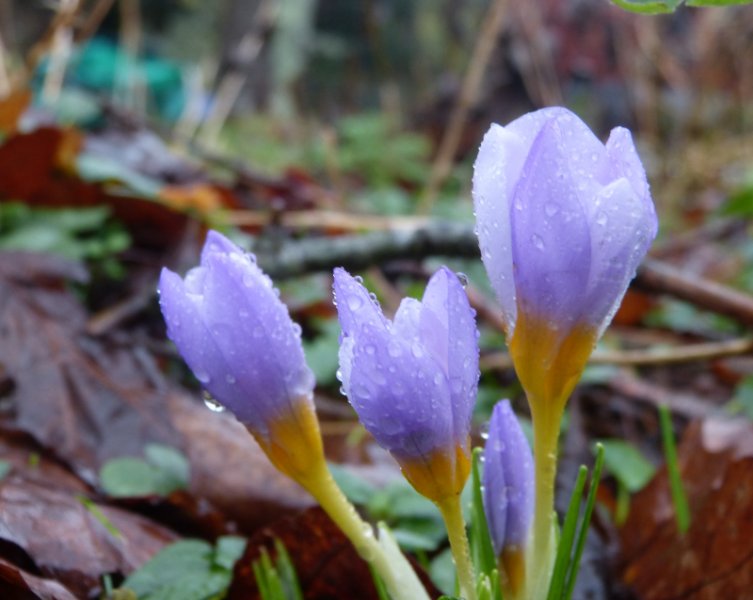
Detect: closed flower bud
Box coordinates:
(158, 231, 321, 481)
(334, 267, 479, 502)
(473, 107, 657, 407)
(482, 400, 534, 593)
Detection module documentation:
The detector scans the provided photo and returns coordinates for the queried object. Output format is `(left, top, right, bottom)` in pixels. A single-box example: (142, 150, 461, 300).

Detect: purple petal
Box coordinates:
(159, 232, 314, 434)
(580, 177, 657, 333)
(345, 322, 454, 460)
(418, 267, 479, 446)
(332, 268, 388, 337)
(510, 119, 593, 327)
(482, 400, 534, 555)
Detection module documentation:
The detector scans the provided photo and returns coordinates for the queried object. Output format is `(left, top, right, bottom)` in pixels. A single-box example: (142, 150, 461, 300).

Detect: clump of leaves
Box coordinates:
(253, 539, 303, 600)
(0, 202, 130, 277)
(116, 536, 246, 600)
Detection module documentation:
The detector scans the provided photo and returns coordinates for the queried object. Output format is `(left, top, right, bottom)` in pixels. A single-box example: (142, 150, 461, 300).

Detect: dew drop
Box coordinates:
(354, 275, 364, 284)
(203, 392, 225, 412)
(347, 295, 363, 311)
(544, 203, 559, 217)
(531, 234, 545, 251)
(456, 272, 469, 288)
(242, 274, 254, 287)
(195, 371, 211, 384)
(225, 374, 236, 384)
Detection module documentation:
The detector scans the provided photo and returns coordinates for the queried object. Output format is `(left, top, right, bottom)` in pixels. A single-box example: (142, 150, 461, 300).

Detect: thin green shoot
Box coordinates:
(563, 443, 605, 600)
(546, 466, 588, 600)
(469, 447, 496, 579)
(658, 405, 690, 535)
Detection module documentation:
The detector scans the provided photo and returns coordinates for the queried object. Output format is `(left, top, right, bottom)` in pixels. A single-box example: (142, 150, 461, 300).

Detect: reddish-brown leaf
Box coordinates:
(0, 556, 78, 600)
(619, 418, 753, 599)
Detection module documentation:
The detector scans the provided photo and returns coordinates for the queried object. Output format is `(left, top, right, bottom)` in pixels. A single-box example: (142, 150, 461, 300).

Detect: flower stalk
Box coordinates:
(437, 494, 477, 600)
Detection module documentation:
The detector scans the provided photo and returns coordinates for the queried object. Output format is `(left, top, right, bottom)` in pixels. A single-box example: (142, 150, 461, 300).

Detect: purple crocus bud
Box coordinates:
(472, 107, 657, 406)
(158, 230, 322, 480)
(482, 400, 534, 590)
(334, 267, 479, 502)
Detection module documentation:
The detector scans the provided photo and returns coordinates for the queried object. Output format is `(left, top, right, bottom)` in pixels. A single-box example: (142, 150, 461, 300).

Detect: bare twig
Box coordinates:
(481, 336, 753, 370)
(608, 370, 713, 418)
(636, 258, 753, 327)
(249, 222, 753, 327)
(41, 0, 81, 104)
(77, 0, 117, 44)
(419, 0, 508, 212)
(196, 0, 276, 146)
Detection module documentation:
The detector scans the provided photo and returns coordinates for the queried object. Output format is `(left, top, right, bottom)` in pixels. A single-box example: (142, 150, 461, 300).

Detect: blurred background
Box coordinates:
(1, 1, 753, 598)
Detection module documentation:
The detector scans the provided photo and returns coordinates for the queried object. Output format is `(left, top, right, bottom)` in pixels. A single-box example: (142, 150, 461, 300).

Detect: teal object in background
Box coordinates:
(35, 38, 186, 123)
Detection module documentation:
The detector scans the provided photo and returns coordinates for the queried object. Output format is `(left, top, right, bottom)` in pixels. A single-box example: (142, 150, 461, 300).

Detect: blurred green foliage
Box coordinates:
(118, 536, 246, 600)
(0, 202, 130, 278)
(99, 444, 190, 498)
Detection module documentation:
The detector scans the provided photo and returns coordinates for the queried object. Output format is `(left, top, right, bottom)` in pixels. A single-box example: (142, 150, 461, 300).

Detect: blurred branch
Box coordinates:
(24, 0, 83, 90)
(254, 220, 475, 278)
(637, 258, 753, 327)
(40, 0, 81, 104)
(77, 0, 117, 44)
(481, 336, 753, 370)
(419, 0, 508, 212)
(254, 222, 753, 327)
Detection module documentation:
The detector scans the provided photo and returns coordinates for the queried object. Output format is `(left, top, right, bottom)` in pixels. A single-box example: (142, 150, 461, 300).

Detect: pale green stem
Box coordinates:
(527, 401, 563, 599)
(437, 494, 477, 600)
(302, 463, 430, 600)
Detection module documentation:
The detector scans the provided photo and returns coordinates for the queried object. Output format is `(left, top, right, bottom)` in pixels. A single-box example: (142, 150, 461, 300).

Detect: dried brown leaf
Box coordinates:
(619, 418, 753, 599)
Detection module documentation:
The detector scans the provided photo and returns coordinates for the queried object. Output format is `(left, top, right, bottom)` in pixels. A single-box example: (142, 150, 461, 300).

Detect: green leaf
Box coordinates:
(599, 439, 656, 493)
(144, 444, 191, 494)
(659, 405, 691, 535)
(611, 0, 752, 13)
(215, 535, 247, 571)
(100, 458, 164, 497)
(328, 464, 378, 505)
(121, 539, 235, 600)
(725, 374, 753, 419)
(547, 466, 589, 600)
(368, 481, 440, 521)
(429, 549, 457, 596)
(119, 536, 243, 599)
(563, 444, 606, 600)
(100, 446, 190, 498)
(391, 518, 446, 552)
(302, 319, 342, 385)
(468, 448, 496, 580)
(609, 0, 681, 13)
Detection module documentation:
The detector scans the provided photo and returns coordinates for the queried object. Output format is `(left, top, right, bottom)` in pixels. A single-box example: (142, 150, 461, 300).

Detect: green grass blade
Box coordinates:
(546, 466, 588, 600)
(563, 443, 605, 600)
(659, 405, 691, 534)
(469, 447, 497, 579)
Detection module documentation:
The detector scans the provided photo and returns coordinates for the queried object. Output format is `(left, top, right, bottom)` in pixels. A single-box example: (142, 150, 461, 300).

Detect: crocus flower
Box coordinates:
(158, 231, 321, 481)
(333, 267, 479, 502)
(472, 107, 657, 408)
(482, 400, 534, 593)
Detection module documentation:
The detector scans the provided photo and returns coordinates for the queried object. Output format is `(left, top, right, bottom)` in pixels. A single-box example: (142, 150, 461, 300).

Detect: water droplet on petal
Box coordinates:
(347, 295, 363, 311)
(456, 272, 469, 288)
(531, 234, 545, 251)
(195, 371, 211, 384)
(225, 374, 236, 384)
